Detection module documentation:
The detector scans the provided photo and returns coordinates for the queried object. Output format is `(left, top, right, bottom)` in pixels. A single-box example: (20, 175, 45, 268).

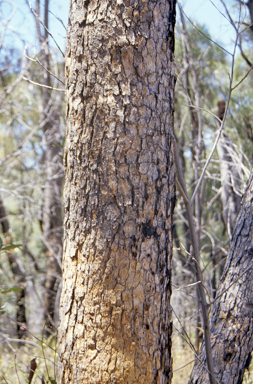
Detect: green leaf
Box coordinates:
(0, 237, 2, 249)
(0, 243, 22, 251)
(49, 378, 56, 384)
(1, 287, 23, 294)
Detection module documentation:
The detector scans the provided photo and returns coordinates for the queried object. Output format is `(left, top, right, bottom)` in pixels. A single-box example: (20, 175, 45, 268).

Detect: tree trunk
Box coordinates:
(32, 0, 64, 329)
(216, 100, 242, 239)
(217, 132, 242, 239)
(189, 172, 253, 384)
(0, 196, 27, 337)
(42, 89, 64, 329)
(58, 1, 176, 383)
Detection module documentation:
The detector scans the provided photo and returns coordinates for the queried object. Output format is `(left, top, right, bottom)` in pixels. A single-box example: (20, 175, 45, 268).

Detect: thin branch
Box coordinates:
(14, 355, 21, 384)
(7, 317, 57, 352)
(0, 1, 17, 50)
(174, 139, 217, 384)
(1, 372, 8, 384)
(173, 359, 196, 373)
(238, 37, 252, 67)
(24, 50, 65, 85)
(176, 177, 188, 203)
(190, 32, 238, 204)
(29, 2, 65, 58)
(22, 76, 65, 92)
(208, 0, 231, 23)
(178, 2, 232, 56)
(174, 281, 201, 291)
(2, 335, 40, 349)
(48, 9, 66, 30)
(183, 104, 222, 124)
(232, 63, 253, 90)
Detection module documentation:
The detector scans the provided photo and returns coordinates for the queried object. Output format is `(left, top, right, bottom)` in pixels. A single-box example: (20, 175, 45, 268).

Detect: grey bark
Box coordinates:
(217, 131, 242, 239)
(189, 172, 253, 384)
(0, 196, 27, 337)
(58, 0, 176, 383)
(32, 0, 64, 328)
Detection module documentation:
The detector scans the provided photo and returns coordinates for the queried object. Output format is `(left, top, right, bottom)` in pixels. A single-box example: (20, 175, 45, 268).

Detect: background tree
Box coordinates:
(58, 0, 176, 382)
(172, 1, 253, 382)
(189, 173, 253, 383)
(186, 1, 253, 383)
(27, 0, 65, 331)
(0, 0, 65, 340)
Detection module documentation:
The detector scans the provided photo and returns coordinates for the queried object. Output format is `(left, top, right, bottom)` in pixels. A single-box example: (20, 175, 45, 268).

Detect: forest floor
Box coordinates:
(1, 333, 253, 383)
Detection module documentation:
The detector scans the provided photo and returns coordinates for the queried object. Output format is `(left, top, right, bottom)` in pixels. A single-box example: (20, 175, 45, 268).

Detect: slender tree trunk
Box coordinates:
(33, 0, 64, 328)
(42, 106, 63, 328)
(58, 1, 176, 383)
(189, 172, 253, 384)
(0, 196, 27, 337)
(216, 100, 242, 239)
(217, 132, 241, 239)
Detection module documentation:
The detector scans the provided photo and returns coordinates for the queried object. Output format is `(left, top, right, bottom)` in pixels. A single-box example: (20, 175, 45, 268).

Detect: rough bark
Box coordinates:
(58, 0, 176, 383)
(189, 172, 253, 384)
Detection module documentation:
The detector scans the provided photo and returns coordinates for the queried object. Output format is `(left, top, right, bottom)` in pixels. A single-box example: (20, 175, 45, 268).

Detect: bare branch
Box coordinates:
(232, 63, 253, 90)
(22, 76, 65, 92)
(174, 139, 217, 384)
(24, 49, 65, 85)
(29, 1, 65, 57)
(178, 2, 233, 56)
(190, 33, 237, 205)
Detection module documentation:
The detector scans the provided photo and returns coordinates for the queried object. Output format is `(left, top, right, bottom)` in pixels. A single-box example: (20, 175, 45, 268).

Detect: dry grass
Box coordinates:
(1, 331, 252, 383)
(172, 332, 195, 384)
(0, 336, 57, 384)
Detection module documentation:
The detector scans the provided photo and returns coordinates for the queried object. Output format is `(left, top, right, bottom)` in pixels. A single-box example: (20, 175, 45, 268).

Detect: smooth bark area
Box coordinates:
(58, 0, 176, 383)
(189, 173, 253, 384)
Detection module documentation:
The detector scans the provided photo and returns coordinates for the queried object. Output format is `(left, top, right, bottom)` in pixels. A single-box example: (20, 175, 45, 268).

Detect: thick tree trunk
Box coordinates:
(58, 1, 176, 383)
(189, 172, 253, 384)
